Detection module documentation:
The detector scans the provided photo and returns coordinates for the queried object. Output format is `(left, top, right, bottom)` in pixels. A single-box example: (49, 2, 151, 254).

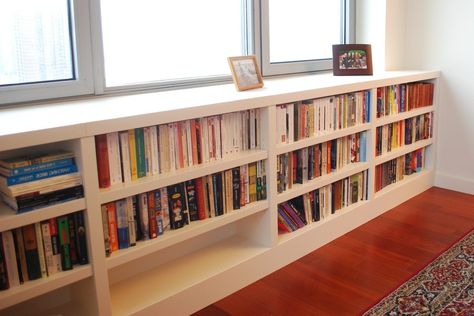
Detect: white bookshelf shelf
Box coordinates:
(106, 200, 269, 269)
(276, 162, 369, 204)
(99, 150, 268, 204)
(375, 106, 434, 127)
(0, 198, 86, 232)
(374, 138, 433, 166)
(0, 265, 92, 311)
(275, 123, 371, 155)
(109, 235, 269, 316)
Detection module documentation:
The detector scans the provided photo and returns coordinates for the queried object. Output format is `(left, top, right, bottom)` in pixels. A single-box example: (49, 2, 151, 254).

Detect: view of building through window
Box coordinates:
(0, 0, 74, 86)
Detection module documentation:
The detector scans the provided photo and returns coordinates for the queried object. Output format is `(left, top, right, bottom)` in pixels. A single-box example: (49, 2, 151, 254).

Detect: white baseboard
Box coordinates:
(435, 172, 474, 195)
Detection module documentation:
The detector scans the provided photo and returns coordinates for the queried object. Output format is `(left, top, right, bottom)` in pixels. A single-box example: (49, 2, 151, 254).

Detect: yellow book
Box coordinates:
(248, 162, 257, 203)
(128, 129, 138, 181)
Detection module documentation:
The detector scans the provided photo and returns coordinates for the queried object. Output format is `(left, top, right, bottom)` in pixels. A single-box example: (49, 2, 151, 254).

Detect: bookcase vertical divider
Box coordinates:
(78, 136, 112, 316)
(367, 87, 378, 200)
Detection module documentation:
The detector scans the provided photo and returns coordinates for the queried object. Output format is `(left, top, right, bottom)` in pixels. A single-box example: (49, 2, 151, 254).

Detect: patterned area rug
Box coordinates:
(363, 229, 474, 316)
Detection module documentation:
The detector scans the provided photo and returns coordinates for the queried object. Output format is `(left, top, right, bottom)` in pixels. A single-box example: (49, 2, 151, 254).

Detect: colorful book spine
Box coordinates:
(115, 199, 130, 249)
(57, 216, 72, 271)
(0, 157, 74, 177)
(95, 134, 111, 188)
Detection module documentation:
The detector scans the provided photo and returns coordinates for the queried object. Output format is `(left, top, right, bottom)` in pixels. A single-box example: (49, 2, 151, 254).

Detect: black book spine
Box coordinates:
(0, 234, 9, 290)
(167, 183, 187, 229)
(232, 168, 241, 210)
(74, 211, 89, 265)
(22, 224, 42, 280)
(185, 180, 199, 221)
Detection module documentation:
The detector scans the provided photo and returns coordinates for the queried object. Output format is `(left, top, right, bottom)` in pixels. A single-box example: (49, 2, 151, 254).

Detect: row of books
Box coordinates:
(375, 113, 433, 156)
(276, 90, 371, 144)
(96, 109, 262, 188)
(0, 151, 83, 213)
(0, 211, 88, 291)
(277, 132, 367, 193)
(376, 82, 434, 118)
(375, 148, 426, 192)
(278, 170, 369, 233)
(101, 161, 266, 255)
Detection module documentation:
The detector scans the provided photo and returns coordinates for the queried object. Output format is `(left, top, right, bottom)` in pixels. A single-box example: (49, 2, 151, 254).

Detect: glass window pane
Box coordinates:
(0, 0, 74, 86)
(269, 1, 342, 63)
(101, 1, 244, 87)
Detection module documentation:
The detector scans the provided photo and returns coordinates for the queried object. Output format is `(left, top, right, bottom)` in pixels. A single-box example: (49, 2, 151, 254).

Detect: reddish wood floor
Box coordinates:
(194, 187, 474, 316)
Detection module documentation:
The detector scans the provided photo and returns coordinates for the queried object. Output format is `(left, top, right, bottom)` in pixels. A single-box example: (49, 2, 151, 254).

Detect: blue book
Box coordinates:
(0, 157, 74, 177)
(115, 199, 130, 249)
(2, 164, 78, 186)
(360, 132, 367, 162)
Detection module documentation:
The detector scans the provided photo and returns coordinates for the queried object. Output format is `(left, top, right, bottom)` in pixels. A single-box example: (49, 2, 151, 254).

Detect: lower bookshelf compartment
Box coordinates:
(109, 232, 269, 315)
(0, 265, 92, 311)
(0, 271, 97, 316)
(106, 200, 269, 269)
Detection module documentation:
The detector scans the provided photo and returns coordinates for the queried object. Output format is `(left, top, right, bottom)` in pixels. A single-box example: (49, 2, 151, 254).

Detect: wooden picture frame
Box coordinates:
(332, 44, 373, 76)
(228, 55, 264, 91)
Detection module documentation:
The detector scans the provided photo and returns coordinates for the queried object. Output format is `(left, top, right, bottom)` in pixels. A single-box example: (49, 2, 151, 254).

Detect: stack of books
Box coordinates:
(0, 151, 84, 213)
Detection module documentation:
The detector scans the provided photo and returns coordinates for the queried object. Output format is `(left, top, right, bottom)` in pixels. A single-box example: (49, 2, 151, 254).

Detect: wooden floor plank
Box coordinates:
(194, 187, 474, 316)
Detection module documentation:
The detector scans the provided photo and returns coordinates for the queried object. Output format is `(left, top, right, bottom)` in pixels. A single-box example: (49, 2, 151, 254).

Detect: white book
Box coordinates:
(256, 108, 261, 149)
(149, 125, 160, 175)
(215, 116, 222, 159)
(221, 113, 229, 157)
(249, 109, 256, 149)
(200, 117, 209, 163)
(158, 125, 170, 173)
(119, 131, 132, 183)
(138, 193, 149, 240)
(107, 132, 123, 185)
(276, 105, 286, 144)
(287, 103, 294, 143)
(41, 221, 59, 276)
(168, 123, 177, 171)
(2, 230, 20, 287)
(160, 187, 170, 232)
(179, 121, 188, 168)
(185, 120, 193, 167)
(34, 222, 48, 278)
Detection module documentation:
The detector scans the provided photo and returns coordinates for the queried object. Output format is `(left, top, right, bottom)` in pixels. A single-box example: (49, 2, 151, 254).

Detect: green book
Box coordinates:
(134, 128, 146, 178)
(57, 216, 72, 271)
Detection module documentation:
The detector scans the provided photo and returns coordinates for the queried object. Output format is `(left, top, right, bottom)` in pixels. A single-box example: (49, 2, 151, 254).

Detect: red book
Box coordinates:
(147, 191, 158, 239)
(106, 202, 118, 252)
(195, 177, 207, 220)
(95, 134, 111, 188)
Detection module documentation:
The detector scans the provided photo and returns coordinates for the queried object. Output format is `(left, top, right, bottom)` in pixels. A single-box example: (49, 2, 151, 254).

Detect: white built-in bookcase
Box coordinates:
(0, 70, 439, 316)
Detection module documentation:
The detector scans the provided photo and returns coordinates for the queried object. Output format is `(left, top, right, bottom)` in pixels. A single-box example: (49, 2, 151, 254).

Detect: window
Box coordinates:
(0, 0, 93, 105)
(259, 0, 354, 76)
(100, 0, 249, 89)
(0, 1, 353, 105)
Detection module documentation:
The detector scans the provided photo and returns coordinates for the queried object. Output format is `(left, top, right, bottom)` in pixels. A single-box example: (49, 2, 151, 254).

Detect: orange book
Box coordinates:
(95, 134, 110, 188)
(194, 177, 207, 220)
(147, 191, 157, 239)
(106, 202, 118, 252)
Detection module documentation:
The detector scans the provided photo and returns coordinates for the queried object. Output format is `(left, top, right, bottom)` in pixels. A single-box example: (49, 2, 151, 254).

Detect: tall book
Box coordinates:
(101, 205, 111, 256)
(105, 202, 119, 252)
(185, 179, 199, 222)
(0, 234, 9, 290)
(2, 230, 20, 287)
(147, 191, 158, 239)
(125, 196, 137, 246)
(57, 216, 72, 271)
(21, 224, 42, 280)
(116, 199, 130, 249)
(138, 193, 150, 240)
(160, 187, 171, 232)
(73, 211, 89, 264)
(13, 228, 28, 283)
(34, 222, 48, 277)
(48, 218, 62, 272)
(134, 128, 147, 178)
(167, 183, 187, 229)
(95, 134, 110, 188)
(41, 221, 60, 276)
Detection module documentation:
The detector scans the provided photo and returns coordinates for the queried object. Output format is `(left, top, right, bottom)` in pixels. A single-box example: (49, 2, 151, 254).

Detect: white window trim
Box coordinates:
(0, 0, 95, 105)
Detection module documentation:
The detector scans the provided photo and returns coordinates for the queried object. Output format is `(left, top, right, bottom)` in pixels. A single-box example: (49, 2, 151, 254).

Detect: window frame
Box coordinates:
(0, 0, 355, 106)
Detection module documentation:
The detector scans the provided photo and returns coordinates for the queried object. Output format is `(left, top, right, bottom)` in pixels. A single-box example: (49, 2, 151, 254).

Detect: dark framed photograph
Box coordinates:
(332, 44, 373, 76)
(228, 55, 264, 91)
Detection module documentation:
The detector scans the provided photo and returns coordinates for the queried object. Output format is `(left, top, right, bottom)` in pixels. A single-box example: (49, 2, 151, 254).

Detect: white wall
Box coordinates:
(384, 0, 474, 194)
